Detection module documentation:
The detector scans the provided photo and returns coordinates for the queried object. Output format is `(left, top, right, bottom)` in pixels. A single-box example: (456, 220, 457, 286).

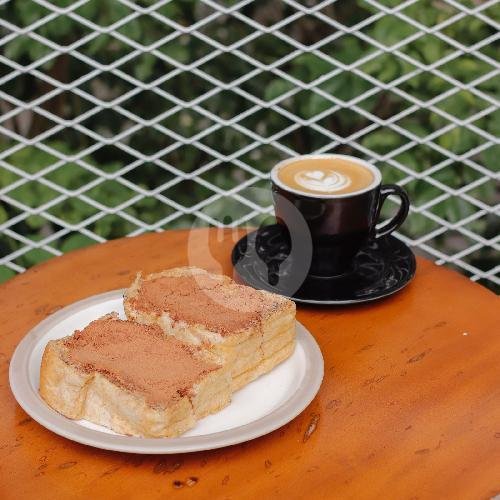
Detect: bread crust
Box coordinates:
(124, 267, 296, 390)
(39, 319, 232, 438)
(40, 267, 296, 438)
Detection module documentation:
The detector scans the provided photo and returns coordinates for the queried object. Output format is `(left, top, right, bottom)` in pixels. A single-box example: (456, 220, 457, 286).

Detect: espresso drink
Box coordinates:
(276, 157, 374, 196)
(272, 154, 409, 277)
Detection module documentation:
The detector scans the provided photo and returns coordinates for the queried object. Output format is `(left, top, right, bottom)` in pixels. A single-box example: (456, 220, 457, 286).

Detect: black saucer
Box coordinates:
(231, 225, 416, 305)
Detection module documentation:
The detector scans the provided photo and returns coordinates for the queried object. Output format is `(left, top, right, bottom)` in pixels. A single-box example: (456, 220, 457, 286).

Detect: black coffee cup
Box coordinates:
(271, 154, 410, 277)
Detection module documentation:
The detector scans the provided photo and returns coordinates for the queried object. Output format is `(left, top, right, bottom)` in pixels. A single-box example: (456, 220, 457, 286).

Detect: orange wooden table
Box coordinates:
(0, 228, 498, 500)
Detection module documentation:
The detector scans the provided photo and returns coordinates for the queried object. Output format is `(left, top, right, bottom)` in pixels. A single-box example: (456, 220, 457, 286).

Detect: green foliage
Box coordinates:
(0, 0, 497, 285)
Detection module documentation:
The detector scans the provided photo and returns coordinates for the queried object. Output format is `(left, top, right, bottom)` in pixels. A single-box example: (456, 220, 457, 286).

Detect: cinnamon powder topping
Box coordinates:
(130, 273, 280, 335)
(63, 316, 218, 408)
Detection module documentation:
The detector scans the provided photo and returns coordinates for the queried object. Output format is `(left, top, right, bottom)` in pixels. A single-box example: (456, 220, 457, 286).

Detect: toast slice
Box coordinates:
(39, 314, 231, 437)
(124, 267, 296, 390)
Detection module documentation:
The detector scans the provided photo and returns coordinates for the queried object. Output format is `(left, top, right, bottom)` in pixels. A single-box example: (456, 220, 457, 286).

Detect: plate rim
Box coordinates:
(9, 290, 324, 454)
(231, 229, 416, 305)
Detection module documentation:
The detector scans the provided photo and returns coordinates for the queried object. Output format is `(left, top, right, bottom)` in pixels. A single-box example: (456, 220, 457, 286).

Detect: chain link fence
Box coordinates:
(0, 0, 498, 290)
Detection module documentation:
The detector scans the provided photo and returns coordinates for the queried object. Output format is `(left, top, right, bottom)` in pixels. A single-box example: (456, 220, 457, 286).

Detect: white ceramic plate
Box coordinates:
(9, 290, 324, 454)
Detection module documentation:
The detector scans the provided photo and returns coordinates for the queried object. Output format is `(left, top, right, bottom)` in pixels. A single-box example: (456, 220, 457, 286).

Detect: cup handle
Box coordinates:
(375, 184, 410, 239)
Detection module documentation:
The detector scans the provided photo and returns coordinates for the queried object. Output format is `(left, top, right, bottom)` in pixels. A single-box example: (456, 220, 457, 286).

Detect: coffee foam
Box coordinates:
(294, 169, 352, 193)
(274, 156, 376, 196)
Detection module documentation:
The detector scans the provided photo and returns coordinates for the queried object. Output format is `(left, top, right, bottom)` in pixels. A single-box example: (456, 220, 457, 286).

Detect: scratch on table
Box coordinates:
(100, 465, 122, 477)
(326, 399, 341, 410)
(408, 349, 432, 364)
(357, 344, 374, 353)
(423, 321, 447, 332)
(414, 448, 430, 455)
(153, 459, 182, 474)
(303, 413, 320, 442)
(58, 461, 77, 469)
(362, 375, 387, 387)
(186, 477, 198, 487)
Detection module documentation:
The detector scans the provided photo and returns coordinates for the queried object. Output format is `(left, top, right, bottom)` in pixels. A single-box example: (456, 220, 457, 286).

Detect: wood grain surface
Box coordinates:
(0, 228, 498, 500)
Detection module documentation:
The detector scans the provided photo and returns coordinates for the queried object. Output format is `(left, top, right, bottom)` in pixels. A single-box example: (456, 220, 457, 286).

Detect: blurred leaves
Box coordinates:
(0, 0, 497, 285)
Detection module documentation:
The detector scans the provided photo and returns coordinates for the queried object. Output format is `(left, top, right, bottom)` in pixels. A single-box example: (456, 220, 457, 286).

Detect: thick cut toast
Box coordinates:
(124, 267, 296, 390)
(39, 314, 231, 437)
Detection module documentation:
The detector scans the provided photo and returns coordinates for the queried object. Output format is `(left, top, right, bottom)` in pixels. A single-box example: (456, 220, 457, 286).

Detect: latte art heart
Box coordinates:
(294, 169, 352, 193)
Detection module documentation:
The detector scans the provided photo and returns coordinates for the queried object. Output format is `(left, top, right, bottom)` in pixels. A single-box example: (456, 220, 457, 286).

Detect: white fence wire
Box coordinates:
(0, 0, 498, 289)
